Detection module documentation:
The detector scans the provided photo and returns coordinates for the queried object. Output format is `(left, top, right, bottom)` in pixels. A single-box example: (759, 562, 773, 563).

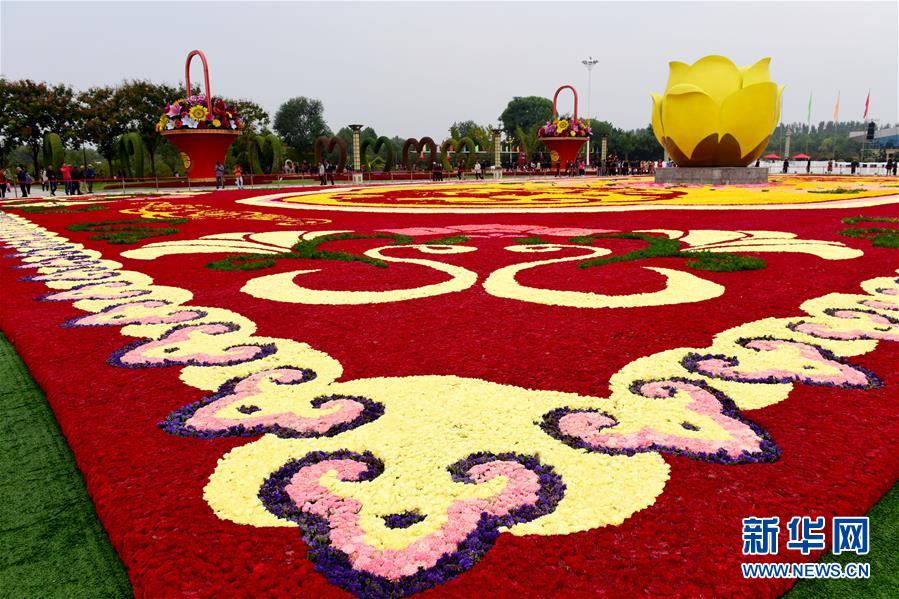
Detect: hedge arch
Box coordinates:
(440, 137, 478, 170)
(401, 137, 438, 170)
(360, 136, 396, 172)
(313, 135, 348, 172)
(42, 133, 64, 170)
(249, 133, 285, 174)
(117, 132, 146, 179)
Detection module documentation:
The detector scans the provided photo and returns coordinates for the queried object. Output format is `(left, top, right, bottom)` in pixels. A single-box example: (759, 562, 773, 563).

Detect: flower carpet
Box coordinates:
(1, 177, 897, 598)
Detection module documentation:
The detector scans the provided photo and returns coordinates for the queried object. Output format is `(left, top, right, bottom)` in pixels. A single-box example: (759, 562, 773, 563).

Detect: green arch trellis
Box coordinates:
(42, 133, 64, 170)
(248, 133, 284, 174)
(440, 137, 478, 170)
(117, 132, 145, 179)
(360, 136, 396, 172)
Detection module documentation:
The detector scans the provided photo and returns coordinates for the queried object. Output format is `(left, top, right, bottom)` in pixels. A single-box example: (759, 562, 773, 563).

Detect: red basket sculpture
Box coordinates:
(160, 50, 240, 179)
(538, 85, 588, 171)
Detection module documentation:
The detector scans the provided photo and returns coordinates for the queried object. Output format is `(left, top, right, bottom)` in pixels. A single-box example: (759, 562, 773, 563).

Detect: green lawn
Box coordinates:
(0, 332, 131, 598)
(786, 484, 898, 598)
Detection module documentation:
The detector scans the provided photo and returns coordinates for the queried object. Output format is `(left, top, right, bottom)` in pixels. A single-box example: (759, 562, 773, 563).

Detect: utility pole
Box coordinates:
(581, 56, 598, 168)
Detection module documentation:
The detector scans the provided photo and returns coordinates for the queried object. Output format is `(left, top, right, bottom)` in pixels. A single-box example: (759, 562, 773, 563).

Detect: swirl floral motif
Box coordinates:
(124, 227, 861, 309)
(161, 368, 385, 439)
(259, 450, 564, 597)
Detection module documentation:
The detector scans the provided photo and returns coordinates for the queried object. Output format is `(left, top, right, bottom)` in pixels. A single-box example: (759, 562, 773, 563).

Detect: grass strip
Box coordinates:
(786, 483, 898, 598)
(0, 331, 132, 598)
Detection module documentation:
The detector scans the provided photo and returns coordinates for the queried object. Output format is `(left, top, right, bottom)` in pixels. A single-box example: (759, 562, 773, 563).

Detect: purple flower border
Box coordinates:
(539, 377, 780, 465)
(61, 300, 209, 329)
(22, 268, 121, 284)
(787, 307, 899, 338)
(37, 281, 153, 303)
(258, 450, 564, 598)
(159, 370, 386, 439)
(681, 336, 882, 389)
(382, 511, 426, 530)
(107, 321, 278, 369)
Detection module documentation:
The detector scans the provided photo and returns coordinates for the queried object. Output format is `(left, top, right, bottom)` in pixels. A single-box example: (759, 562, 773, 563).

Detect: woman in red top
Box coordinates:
(0, 169, 7, 198)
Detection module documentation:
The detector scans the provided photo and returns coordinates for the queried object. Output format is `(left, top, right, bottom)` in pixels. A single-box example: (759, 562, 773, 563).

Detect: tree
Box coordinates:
(499, 96, 553, 141)
(0, 79, 77, 170)
(225, 99, 270, 133)
(79, 86, 129, 173)
(514, 125, 543, 159)
(335, 126, 354, 151)
(0, 79, 16, 168)
(273, 97, 331, 155)
(115, 80, 181, 175)
(449, 120, 484, 142)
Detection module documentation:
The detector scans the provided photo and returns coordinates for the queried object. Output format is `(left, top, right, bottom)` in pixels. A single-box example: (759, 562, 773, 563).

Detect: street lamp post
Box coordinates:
(581, 56, 598, 169)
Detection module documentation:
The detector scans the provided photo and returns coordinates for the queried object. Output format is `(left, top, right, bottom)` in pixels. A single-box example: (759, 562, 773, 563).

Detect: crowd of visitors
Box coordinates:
(0, 153, 896, 198)
(0, 163, 97, 197)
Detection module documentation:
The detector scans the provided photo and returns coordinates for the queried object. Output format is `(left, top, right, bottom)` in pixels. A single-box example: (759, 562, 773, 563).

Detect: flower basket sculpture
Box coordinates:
(159, 50, 241, 179)
(650, 55, 783, 167)
(538, 86, 591, 171)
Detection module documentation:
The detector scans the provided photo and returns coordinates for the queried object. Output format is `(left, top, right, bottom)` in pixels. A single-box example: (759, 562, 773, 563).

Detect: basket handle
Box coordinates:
(552, 85, 578, 122)
(185, 50, 213, 112)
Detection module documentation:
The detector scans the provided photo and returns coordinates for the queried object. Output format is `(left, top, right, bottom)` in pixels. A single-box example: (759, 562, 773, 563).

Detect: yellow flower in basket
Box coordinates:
(650, 55, 783, 166)
(189, 105, 209, 122)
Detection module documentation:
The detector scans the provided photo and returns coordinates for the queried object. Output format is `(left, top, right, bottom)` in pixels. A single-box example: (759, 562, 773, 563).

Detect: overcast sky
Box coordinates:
(2, 1, 896, 137)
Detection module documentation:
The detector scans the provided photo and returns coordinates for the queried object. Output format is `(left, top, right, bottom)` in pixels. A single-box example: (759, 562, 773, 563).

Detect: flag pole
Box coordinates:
(805, 92, 812, 155)
(831, 91, 840, 164)
(860, 90, 870, 165)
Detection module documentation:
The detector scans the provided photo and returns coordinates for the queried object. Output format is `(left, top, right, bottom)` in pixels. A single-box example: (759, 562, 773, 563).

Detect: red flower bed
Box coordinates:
(0, 189, 897, 598)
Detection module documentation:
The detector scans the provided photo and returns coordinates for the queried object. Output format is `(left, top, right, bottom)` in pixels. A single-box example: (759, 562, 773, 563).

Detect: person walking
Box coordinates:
(318, 161, 326, 185)
(60, 162, 72, 195)
(16, 166, 29, 197)
(457, 160, 464, 180)
(86, 164, 95, 193)
(782, 158, 789, 174)
(46, 165, 58, 196)
(214, 161, 225, 189)
(806, 158, 811, 174)
(40, 168, 48, 191)
(326, 161, 335, 185)
(473, 161, 482, 180)
(0, 169, 7, 199)
(71, 165, 82, 195)
(827, 160, 833, 174)
(234, 164, 244, 189)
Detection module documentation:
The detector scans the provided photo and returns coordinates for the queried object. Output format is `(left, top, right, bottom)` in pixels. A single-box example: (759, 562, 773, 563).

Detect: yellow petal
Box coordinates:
(740, 57, 772, 87)
(666, 83, 708, 96)
(661, 88, 719, 159)
(650, 93, 665, 143)
(719, 82, 779, 157)
(665, 61, 690, 91)
(683, 55, 742, 103)
(774, 85, 785, 126)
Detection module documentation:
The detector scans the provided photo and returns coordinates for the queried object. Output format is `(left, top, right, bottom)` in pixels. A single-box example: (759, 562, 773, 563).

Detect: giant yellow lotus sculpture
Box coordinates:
(651, 55, 783, 167)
